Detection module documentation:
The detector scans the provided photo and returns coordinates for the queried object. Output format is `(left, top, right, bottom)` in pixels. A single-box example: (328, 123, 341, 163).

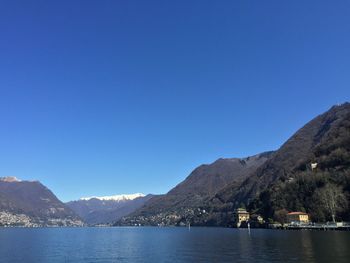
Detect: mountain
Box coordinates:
(0, 177, 83, 227)
(67, 194, 154, 225)
(212, 102, 350, 223)
(117, 152, 273, 226)
(119, 102, 350, 226)
(169, 153, 274, 196)
(3, 103, 348, 227)
(79, 193, 146, 201)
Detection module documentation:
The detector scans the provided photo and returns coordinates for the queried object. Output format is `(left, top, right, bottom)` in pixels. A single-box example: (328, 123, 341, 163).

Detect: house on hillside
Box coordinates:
(287, 212, 309, 224)
(233, 208, 250, 227)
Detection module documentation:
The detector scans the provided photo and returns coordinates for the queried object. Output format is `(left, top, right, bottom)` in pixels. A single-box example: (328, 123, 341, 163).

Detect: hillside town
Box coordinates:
(0, 211, 84, 228)
(0, 211, 37, 227)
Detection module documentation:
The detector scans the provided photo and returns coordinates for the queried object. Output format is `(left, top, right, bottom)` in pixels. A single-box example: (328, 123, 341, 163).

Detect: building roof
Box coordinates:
(234, 208, 249, 214)
(287, 212, 308, 215)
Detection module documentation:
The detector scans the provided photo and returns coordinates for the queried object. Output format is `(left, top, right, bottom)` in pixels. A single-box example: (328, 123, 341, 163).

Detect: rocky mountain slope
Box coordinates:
(67, 194, 154, 225)
(0, 177, 83, 227)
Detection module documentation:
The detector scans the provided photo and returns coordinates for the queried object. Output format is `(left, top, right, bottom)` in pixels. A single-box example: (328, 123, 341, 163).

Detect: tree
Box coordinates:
(314, 184, 348, 223)
(274, 209, 288, 224)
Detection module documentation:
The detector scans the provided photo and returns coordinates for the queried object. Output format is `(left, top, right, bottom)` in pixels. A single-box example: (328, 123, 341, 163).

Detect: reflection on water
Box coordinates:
(0, 227, 349, 263)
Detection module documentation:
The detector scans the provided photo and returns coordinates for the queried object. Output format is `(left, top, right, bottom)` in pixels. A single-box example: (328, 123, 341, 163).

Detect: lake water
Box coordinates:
(0, 227, 349, 263)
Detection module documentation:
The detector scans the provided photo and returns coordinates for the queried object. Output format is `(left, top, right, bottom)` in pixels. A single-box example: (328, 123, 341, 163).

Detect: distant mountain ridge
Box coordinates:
(0, 176, 21, 182)
(80, 193, 145, 201)
(0, 176, 153, 226)
(67, 194, 154, 225)
(0, 177, 83, 227)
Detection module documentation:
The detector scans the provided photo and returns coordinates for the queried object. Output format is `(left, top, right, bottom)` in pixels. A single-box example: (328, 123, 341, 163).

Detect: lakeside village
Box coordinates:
(2, 208, 350, 230)
(0, 211, 84, 228)
(233, 208, 350, 231)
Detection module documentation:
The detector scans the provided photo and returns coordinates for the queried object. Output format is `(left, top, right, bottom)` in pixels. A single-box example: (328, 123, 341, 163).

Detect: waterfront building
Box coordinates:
(233, 208, 250, 227)
(287, 212, 309, 224)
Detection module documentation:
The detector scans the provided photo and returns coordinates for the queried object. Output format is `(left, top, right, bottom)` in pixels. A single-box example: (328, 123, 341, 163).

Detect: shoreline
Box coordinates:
(1, 225, 350, 231)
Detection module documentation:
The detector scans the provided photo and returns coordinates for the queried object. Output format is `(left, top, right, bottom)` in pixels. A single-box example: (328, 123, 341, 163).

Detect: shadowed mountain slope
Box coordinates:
(0, 177, 83, 226)
(214, 102, 350, 222)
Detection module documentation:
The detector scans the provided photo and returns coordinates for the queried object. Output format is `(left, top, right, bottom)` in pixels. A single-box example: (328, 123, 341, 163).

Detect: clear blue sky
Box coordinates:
(0, 0, 349, 202)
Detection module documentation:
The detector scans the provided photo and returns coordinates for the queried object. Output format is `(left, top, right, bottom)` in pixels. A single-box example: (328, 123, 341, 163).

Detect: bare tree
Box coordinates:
(315, 184, 347, 223)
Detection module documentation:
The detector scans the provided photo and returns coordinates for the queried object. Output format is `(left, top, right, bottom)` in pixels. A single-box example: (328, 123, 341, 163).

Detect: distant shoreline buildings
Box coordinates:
(232, 208, 350, 231)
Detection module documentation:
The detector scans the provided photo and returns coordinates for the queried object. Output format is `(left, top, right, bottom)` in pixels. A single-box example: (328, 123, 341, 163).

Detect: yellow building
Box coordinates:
(234, 208, 250, 227)
(287, 212, 309, 224)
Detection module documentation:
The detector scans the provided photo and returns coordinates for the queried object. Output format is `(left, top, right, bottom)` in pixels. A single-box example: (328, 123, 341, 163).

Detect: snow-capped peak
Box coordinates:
(0, 176, 21, 182)
(80, 193, 145, 201)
